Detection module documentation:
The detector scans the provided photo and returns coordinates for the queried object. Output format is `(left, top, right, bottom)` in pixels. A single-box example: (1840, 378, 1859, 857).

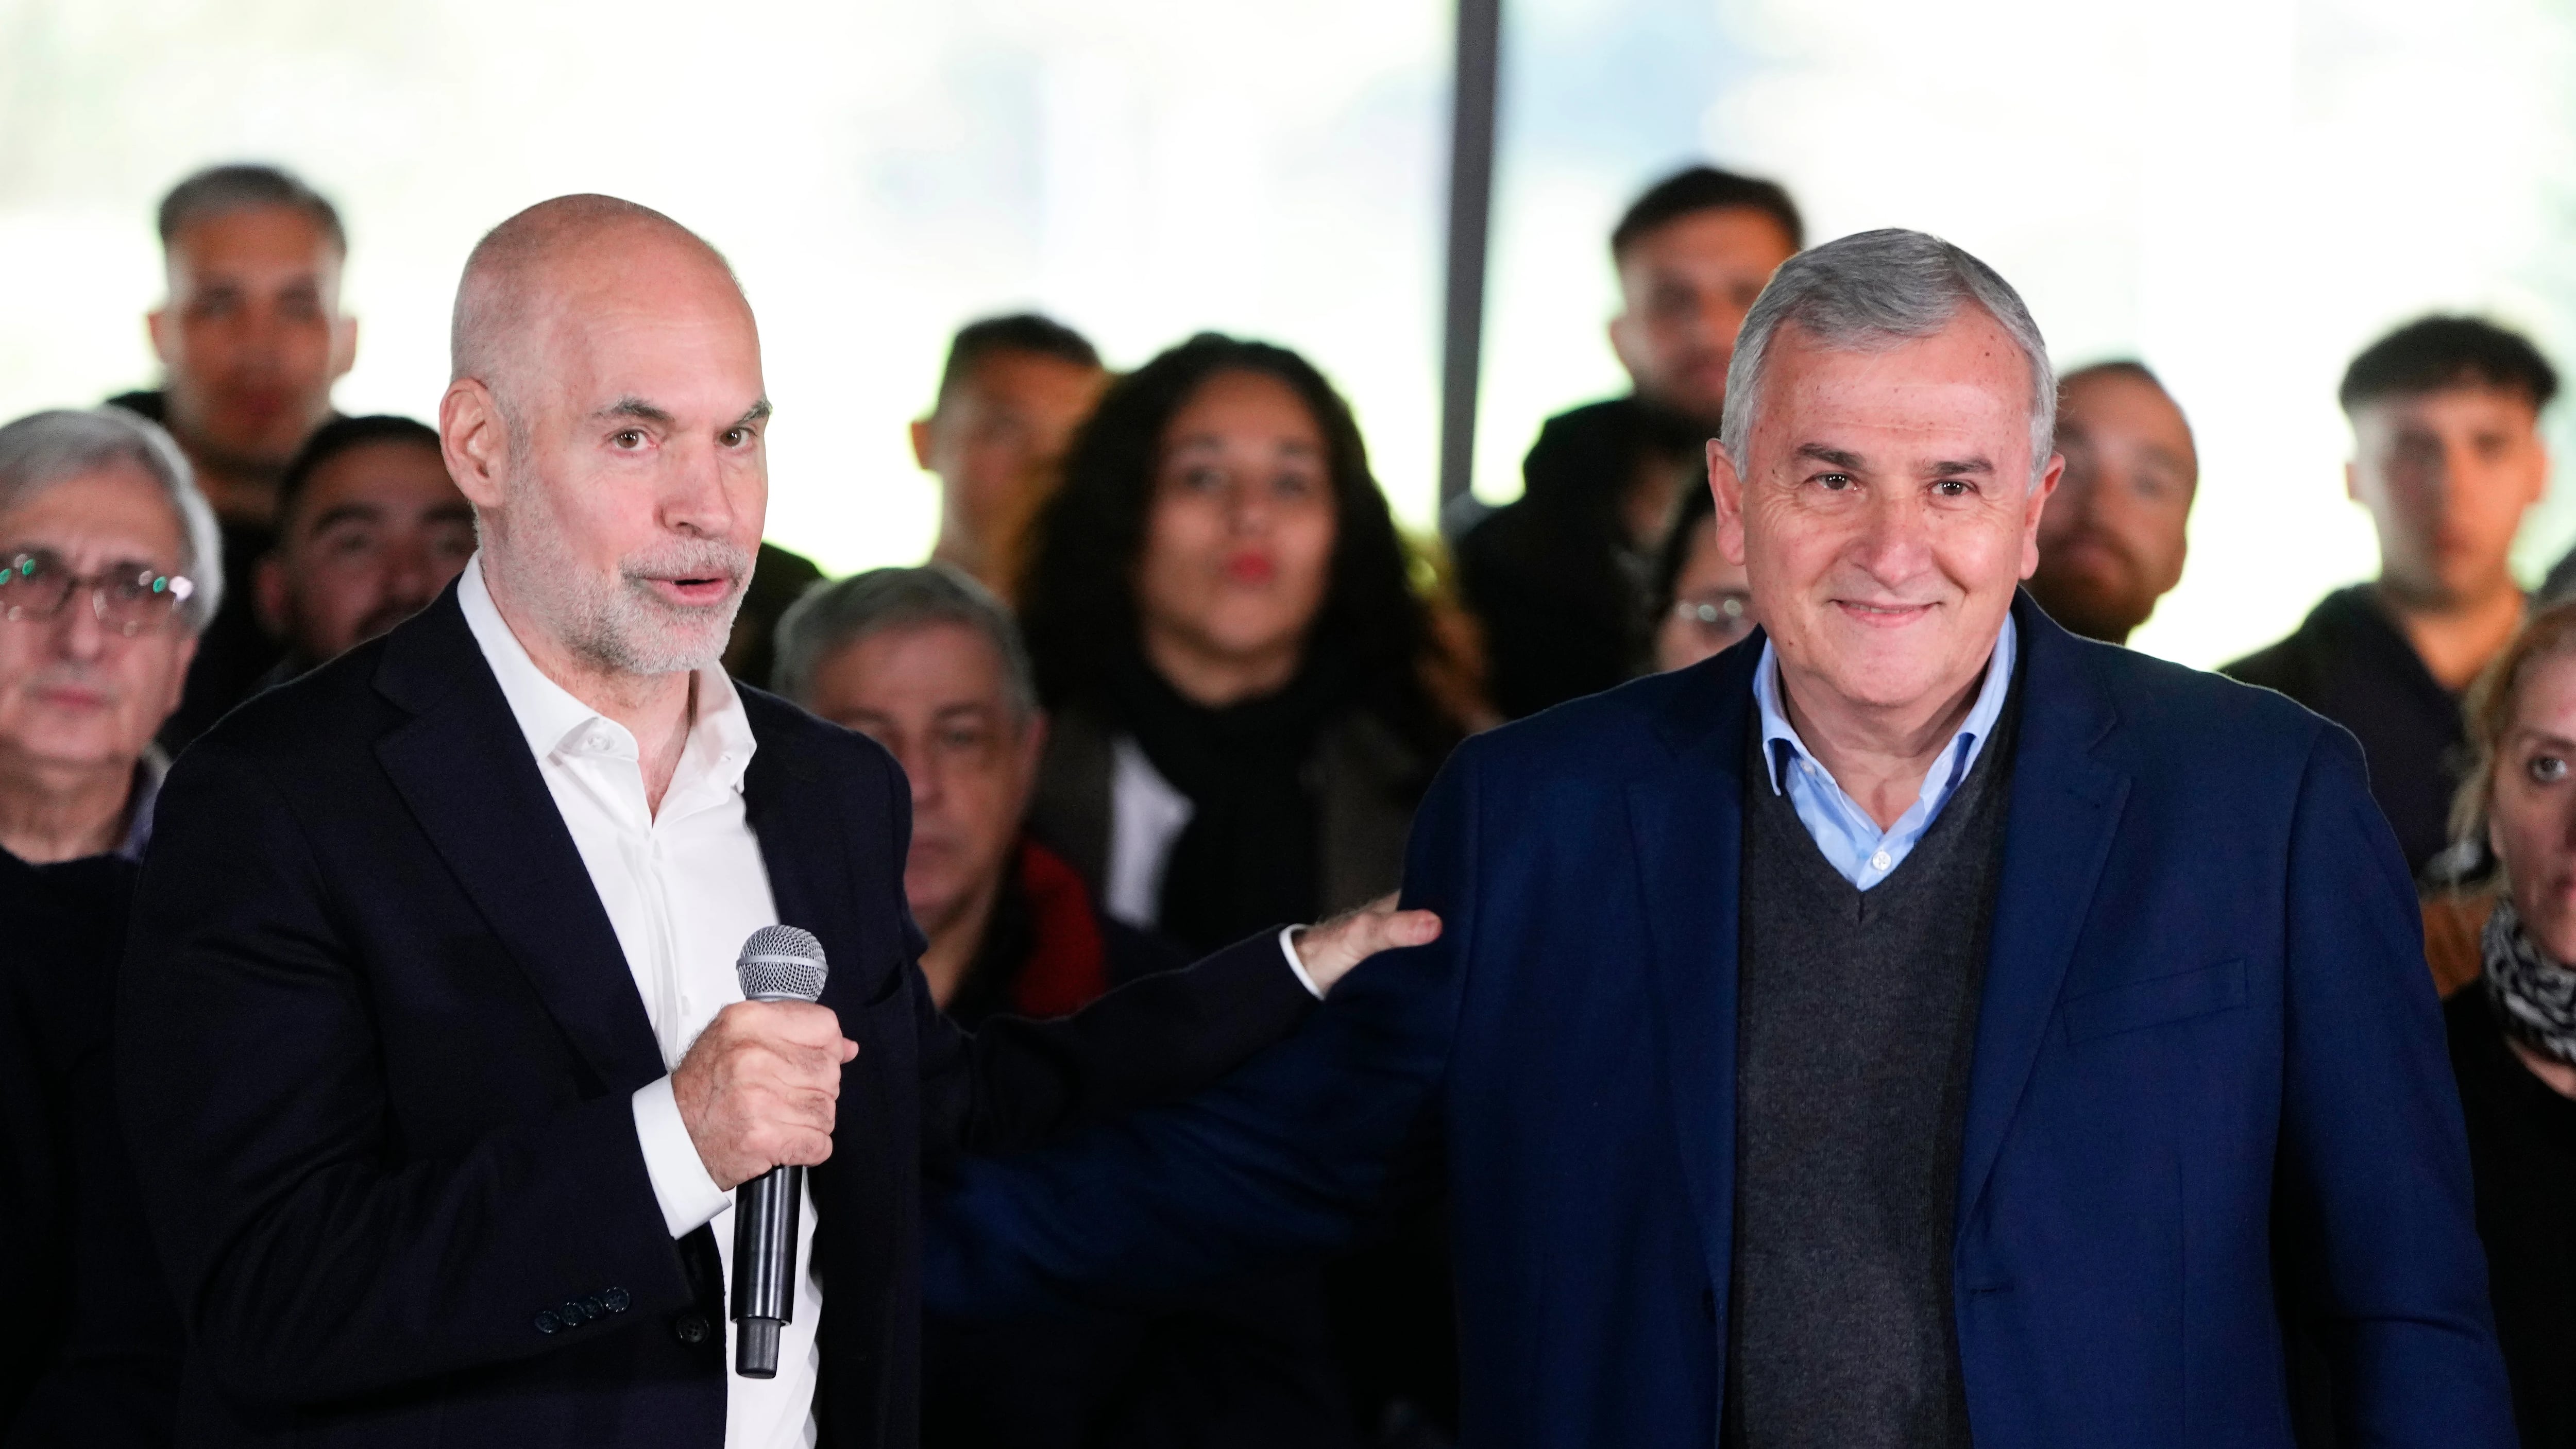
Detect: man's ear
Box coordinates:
(1607, 314, 1645, 392)
(329, 314, 359, 385)
(1007, 708, 1050, 819)
(154, 630, 200, 730)
(440, 378, 509, 512)
(910, 416, 936, 472)
(253, 552, 291, 637)
(146, 308, 175, 368)
(2022, 452, 2066, 581)
(1707, 439, 1748, 567)
(2344, 458, 2361, 505)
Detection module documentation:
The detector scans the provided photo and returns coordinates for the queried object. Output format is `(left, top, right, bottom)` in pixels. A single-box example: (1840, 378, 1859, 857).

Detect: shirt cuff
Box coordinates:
(631, 1076, 731, 1239)
(1278, 925, 1325, 999)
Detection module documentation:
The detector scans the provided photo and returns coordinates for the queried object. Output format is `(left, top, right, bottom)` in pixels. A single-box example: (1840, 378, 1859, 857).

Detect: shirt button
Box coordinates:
(673, 1311, 710, 1345)
(1870, 849, 1892, 872)
(534, 1310, 562, 1335)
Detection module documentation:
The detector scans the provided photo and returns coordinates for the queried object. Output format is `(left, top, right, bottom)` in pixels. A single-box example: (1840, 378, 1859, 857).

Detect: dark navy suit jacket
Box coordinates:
(928, 595, 2515, 1448)
(116, 587, 1315, 1447)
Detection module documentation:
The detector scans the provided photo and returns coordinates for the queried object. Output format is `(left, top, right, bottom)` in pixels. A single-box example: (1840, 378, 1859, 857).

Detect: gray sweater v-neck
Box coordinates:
(1724, 678, 2020, 1448)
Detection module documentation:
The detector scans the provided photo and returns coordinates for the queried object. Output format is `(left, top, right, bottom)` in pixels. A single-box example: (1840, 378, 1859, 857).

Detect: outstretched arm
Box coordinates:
(2276, 725, 2515, 1443)
(924, 740, 1488, 1320)
(902, 768, 1437, 1162)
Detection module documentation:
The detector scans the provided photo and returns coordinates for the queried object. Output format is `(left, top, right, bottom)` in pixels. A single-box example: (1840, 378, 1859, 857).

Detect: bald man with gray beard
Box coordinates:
(115, 194, 1436, 1449)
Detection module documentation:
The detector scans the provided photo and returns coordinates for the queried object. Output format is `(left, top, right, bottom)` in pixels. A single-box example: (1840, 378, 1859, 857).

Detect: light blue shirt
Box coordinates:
(1753, 616, 2017, 891)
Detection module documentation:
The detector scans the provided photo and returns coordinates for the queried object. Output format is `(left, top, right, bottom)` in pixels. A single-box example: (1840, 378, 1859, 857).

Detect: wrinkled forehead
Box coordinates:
(2352, 382, 2544, 441)
(1, 463, 190, 564)
(167, 205, 343, 284)
(2059, 373, 2195, 457)
(297, 439, 463, 516)
(503, 254, 765, 421)
(1757, 317, 2039, 459)
(832, 618, 1016, 711)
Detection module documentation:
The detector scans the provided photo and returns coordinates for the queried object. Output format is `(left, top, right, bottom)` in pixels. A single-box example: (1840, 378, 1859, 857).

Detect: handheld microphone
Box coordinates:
(730, 924, 829, 1379)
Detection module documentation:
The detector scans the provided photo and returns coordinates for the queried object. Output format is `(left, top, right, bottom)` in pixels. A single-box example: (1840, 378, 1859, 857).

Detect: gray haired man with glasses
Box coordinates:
(0, 406, 218, 866)
(0, 402, 215, 1443)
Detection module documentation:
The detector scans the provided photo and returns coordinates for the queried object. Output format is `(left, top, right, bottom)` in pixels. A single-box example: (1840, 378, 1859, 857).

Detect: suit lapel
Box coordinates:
(739, 696, 857, 1001)
(372, 589, 668, 1095)
(1955, 598, 2130, 1224)
(1630, 644, 1759, 1297)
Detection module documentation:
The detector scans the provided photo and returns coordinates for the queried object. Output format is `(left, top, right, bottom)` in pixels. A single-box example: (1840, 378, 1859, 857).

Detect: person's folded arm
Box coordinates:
(115, 743, 696, 1407)
(2276, 723, 2516, 1445)
(921, 738, 1484, 1321)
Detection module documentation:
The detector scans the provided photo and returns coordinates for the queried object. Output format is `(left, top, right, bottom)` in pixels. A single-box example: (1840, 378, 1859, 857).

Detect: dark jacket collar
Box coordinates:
(368, 583, 859, 1095)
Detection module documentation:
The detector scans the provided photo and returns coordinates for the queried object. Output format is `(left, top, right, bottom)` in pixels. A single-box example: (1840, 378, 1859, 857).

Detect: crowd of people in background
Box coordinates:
(3, 151, 2574, 1449)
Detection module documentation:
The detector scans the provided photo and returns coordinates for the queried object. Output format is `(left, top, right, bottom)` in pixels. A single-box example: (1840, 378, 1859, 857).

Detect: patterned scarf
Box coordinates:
(2482, 896, 2576, 1067)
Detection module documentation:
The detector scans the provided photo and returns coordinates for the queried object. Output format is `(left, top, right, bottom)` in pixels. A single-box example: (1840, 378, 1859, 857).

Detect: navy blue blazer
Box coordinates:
(928, 594, 2515, 1448)
(116, 586, 1315, 1448)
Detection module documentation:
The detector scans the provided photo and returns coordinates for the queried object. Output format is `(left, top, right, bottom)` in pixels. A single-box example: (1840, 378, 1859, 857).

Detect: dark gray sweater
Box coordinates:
(1724, 681, 2020, 1448)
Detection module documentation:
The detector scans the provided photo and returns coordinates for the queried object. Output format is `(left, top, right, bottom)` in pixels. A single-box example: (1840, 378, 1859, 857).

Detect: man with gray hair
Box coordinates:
(776, 567, 1354, 1444)
(0, 404, 216, 1443)
(0, 406, 220, 864)
(771, 564, 1151, 1017)
(926, 228, 2514, 1446)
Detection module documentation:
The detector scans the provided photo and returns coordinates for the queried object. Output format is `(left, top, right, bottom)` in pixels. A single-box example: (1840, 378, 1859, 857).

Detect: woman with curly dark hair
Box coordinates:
(1016, 332, 1467, 958)
(999, 333, 1464, 1447)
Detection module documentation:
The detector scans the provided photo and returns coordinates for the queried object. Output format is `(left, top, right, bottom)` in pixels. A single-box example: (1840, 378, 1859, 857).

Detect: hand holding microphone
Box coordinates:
(669, 926, 852, 1377)
(670, 931, 854, 1192)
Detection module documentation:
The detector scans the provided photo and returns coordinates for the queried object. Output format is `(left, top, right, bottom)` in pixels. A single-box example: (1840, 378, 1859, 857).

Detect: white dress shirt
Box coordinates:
(1104, 735, 1193, 932)
(460, 558, 821, 1449)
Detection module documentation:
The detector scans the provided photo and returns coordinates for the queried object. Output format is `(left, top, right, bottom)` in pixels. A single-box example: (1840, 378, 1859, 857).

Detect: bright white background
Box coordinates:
(0, 0, 1450, 574)
(1480, 0, 2576, 666)
(3, 0, 2571, 667)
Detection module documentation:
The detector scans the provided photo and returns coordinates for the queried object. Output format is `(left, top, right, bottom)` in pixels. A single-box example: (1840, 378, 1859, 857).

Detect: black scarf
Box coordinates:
(2483, 896, 2576, 1067)
(1110, 646, 1350, 955)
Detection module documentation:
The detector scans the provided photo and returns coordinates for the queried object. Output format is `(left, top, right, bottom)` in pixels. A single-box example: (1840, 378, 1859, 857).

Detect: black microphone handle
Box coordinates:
(730, 1162, 804, 1378)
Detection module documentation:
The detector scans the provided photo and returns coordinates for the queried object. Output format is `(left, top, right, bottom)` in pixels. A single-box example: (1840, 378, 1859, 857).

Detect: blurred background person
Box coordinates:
(2027, 360, 2199, 645)
(1015, 331, 1468, 1443)
(2227, 316, 2557, 878)
(914, 312, 1111, 594)
(0, 408, 214, 864)
(774, 565, 1184, 1017)
(717, 532, 823, 695)
(775, 564, 1360, 1449)
(1648, 483, 1755, 673)
(0, 406, 211, 1445)
(111, 162, 354, 749)
(1455, 164, 1800, 719)
(252, 414, 474, 681)
(2428, 598, 2576, 1445)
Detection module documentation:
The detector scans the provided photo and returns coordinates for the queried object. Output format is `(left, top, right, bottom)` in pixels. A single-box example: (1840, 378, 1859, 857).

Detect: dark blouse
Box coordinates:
(2448, 984, 2576, 1446)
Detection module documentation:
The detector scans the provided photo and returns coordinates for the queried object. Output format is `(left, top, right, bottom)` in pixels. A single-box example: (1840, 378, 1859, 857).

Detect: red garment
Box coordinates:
(1006, 838, 1112, 1018)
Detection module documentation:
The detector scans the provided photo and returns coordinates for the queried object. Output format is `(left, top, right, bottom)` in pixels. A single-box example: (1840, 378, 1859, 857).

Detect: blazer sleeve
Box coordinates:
(115, 742, 694, 1406)
(2274, 724, 2516, 1443)
(902, 756, 1320, 1163)
(920, 736, 1483, 1320)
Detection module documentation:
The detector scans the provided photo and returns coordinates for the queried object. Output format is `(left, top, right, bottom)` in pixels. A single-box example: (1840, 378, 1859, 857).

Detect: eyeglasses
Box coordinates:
(0, 549, 196, 637)
(1671, 591, 1755, 645)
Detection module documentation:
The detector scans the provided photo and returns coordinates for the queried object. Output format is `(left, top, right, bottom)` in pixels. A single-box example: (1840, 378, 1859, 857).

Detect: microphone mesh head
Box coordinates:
(737, 925, 828, 1003)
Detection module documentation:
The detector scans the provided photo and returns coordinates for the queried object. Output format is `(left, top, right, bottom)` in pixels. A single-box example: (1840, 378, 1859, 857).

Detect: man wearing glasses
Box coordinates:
(0, 404, 214, 1443)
